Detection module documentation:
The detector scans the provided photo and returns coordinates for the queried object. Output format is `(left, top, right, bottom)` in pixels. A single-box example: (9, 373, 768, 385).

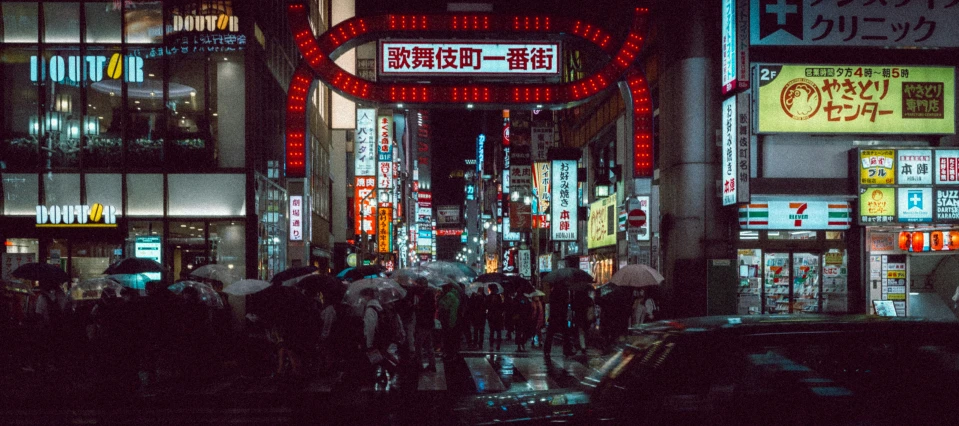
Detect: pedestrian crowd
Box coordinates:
(0, 265, 660, 396)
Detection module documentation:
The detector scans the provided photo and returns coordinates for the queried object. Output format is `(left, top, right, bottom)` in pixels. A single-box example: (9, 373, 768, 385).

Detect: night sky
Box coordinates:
(428, 109, 500, 206)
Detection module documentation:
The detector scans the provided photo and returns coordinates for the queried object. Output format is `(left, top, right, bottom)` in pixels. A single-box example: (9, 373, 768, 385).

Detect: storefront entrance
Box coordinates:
(738, 242, 848, 315)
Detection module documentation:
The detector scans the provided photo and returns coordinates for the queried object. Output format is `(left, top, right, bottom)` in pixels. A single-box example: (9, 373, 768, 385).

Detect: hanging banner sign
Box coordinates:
(518, 249, 531, 279)
(378, 160, 394, 190)
(721, 0, 750, 94)
(860, 187, 896, 224)
(860, 149, 896, 185)
(756, 64, 955, 134)
(897, 188, 932, 223)
(289, 196, 303, 241)
(532, 162, 551, 215)
(531, 126, 555, 161)
(898, 149, 933, 185)
(550, 159, 578, 241)
(379, 41, 560, 76)
(750, 0, 959, 48)
(588, 196, 617, 249)
(377, 114, 393, 162)
(355, 108, 377, 176)
(378, 207, 393, 253)
(721, 93, 750, 206)
(354, 177, 376, 235)
(738, 201, 851, 230)
(936, 150, 959, 185)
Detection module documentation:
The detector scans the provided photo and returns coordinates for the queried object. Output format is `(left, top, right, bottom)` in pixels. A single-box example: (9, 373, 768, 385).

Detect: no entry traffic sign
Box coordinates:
(628, 209, 646, 227)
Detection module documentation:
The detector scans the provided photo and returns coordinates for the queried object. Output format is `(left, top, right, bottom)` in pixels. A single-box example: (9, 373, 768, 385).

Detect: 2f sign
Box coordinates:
(759, 67, 778, 82)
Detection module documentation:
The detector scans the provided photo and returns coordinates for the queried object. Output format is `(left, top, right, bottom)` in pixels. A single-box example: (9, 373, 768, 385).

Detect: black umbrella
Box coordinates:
(296, 274, 344, 298)
(12, 263, 69, 288)
(542, 268, 594, 292)
(341, 264, 385, 282)
(104, 258, 164, 275)
(475, 272, 508, 283)
(505, 275, 535, 294)
(270, 265, 319, 285)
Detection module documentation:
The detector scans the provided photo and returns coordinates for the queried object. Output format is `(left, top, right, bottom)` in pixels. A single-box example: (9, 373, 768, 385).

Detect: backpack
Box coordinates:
(370, 304, 404, 349)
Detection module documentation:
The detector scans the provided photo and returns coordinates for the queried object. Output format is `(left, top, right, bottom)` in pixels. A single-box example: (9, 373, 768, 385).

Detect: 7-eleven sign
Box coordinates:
(739, 201, 851, 230)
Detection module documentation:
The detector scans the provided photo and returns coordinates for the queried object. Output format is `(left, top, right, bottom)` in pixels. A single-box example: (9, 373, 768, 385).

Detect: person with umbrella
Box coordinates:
(412, 278, 438, 372)
(543, 281, 572, 362)
(486, 283, 506, 352)
(437, 282, 461, 359)
(465, 285, 487, 350)
(529, 290, 546, 348)
(32, 276, 71, 372)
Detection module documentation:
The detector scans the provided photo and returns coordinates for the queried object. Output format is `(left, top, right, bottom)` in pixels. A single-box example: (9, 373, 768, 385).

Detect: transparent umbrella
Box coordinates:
(391, 266, 446, 288)
(467, 281, 503, 295)
(70, 277, 123, 301)
(190, 264, 238, 286)
(223, 279, 271, 296)
(420, 261, 474, 285)
(344, 278, 407, 309)
(168, 280, 224, 308)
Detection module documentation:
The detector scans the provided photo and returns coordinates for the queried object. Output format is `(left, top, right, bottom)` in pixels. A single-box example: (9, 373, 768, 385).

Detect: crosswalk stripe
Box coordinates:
(464, 356, 506, 393)
(510, 357, 559, 391)
(417, 361, 446, 391)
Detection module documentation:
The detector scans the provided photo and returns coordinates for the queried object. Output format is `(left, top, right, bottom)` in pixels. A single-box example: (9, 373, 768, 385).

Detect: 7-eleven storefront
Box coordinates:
(736, 201, 853, 315)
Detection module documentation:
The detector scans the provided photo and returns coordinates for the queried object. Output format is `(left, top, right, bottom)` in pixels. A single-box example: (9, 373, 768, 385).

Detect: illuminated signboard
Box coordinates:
(898, 149, 933, 185)
(436, 228, 464, 237)
(355, 109, 377, 177)
(721, 94, 750, 205)
(936, 189, 959, 221)
(860, 187, 896, 224)
(377, 113, 393, 162)
(721, 0, 749, 94)
(31, 54, 143, 83)
(170, 13, 239, 33)
(897, 188, 932, 223)
(550, 159, 577, 241)
(377, 206, 393, 253)
(750, 0, 959, 48)
(289, 196, 303, 241)
(36, 203, 117, 227)
(738, 201, 851, 230)
(756, 64, 955, 134)
(587, 196, 617, 249)
(860, 149, 896, 185)
(532, 162, 550, 215)
(936, 150, 959, 185)
(135, 236, 162, 264)
(354, 177, 376, 235)
(379, 41, 560, 76)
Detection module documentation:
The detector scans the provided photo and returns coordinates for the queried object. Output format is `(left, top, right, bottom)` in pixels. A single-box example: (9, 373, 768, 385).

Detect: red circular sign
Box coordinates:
(628, 209, 646, 227)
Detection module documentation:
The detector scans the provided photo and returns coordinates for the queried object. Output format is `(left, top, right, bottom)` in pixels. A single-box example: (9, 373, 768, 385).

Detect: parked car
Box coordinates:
(455, 315, 959, 425)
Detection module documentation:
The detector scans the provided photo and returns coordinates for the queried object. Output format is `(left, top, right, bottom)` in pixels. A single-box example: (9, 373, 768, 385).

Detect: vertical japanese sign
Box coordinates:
(722, 96, 737, 206)
(377, 113, 394, 190)
(354, 177, 376, 235)
(531, 126, 555, 161)
(289, 195, 303, 241)
(355, 108, 377, 176)
(722, 0, 749, 94)
(378, 206, 393, 253)
(898, 149, 932, 184)
(860, 149, 896, 185)
(936, 150, 959, 185)
(518, 249, 531, 279)
(550, 159, 577, 241)
(532, 162, 551, 215)
(755, 64, 954, 134)
(476, 134, 486, 175)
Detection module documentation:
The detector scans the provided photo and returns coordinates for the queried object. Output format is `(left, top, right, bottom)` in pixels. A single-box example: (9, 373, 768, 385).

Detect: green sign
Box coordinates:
(757, 64, 955, 134)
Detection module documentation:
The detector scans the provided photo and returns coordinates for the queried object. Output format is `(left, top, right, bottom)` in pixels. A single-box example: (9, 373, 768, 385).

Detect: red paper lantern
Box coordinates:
(899, 232, 911, 251)
(932, 231, 944, 251)
(952, 231, 959, 250)
(912, 232, 924, 252)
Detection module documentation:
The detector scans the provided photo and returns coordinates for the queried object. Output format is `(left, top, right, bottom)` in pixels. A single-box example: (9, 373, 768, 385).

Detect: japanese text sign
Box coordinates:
(588, 196, 617, 249)
(354, 177, 376, 235)
(860, 149, 896, 185)
(936, 150, 959, 184)
(898, 149, 932, 185)
(550, 159, 578, 241)
(290, 196, 303, 241)
(722, 93, 751, 206)
(722, 0, 750, 94)
(532, 162, 551, 215)
(751, 0, 959, 48)
(860, 187, 896, 224)
(377, 207, 393, 253)
(936, 189, 959, 221)
(378, 159, 394, 190)
(377, 114, 393, 162)
(379, 41, 560, 76)
(738, 201, 851, 230)
(756, 64, 955, 134)
(355, 108, 377, 176)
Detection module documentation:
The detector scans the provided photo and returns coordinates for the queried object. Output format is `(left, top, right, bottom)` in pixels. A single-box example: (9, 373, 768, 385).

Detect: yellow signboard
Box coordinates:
(757, 64, 955, 134)
(860, 187, 895, 224)
(886, 270, 906, 279)
(377, 207, 393, 254)
(587, 196, 617, 249)
(860, 150, 895, 185)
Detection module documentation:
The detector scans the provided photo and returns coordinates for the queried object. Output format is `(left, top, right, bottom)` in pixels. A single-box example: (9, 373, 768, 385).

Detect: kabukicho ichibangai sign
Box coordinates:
(379, 41, 560, 77)
(756, 64, 955, 134)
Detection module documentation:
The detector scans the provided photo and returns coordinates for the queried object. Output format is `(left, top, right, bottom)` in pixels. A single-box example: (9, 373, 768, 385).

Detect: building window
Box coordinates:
(1, 2, 39, 43)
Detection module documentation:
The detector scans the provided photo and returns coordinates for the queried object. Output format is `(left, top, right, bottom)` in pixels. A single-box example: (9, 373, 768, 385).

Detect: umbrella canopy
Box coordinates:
(189, 264, 238, 286)
(11, 262, 69, 288)
(294, 274, 344, 299)
(270, 265, 319, 285)
(70, 277, 123, 301)
(168, 280, 224, 308)
(503, 275, 535, 294)
(391, 266, 445, 288)
(104, 258, 163, 275)
(338, 265, 385, 282)
(223, 279, 271, 296)
(467, 281, 503, 295)
(609, 264, 664, 288)
(474, 272, 508, 283)
(421, 261, 475, 285)
(344, 277, 407, 307)
(527, 289, 546, 298)
(542, 268, 594, 287)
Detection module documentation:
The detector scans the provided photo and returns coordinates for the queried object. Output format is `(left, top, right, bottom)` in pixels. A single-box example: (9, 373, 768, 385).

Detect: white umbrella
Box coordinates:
(223, 279, 271, 296)
(609, 264, 664, 288)
(190, 264, 238, 285)
(344, 277, 407, 307)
